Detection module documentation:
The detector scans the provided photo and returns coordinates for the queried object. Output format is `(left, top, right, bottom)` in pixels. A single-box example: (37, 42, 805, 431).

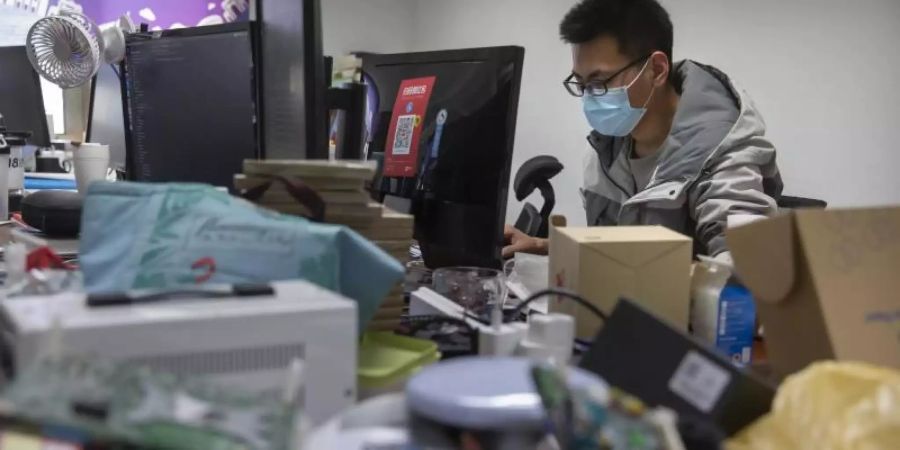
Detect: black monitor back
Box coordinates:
(0, 46, 51, 147)
(364, 46, 525, 269)
(121, 23, 259, 187)
(258, 0, 328, 159)
(579, 299, 775, 436)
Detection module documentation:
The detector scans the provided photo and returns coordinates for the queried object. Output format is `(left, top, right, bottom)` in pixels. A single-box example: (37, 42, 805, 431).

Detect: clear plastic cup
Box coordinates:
(432, 267, 506, 316)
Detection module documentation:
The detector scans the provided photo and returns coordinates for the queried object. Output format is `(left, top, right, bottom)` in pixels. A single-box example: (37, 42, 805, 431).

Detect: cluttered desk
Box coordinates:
(0, 1, 898, 450)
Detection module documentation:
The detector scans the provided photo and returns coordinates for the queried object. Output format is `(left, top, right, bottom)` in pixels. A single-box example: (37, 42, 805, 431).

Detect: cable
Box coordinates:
(406, 315, 480, 355)
(407, 315, 478, 337)
(509, 288, 608, 322)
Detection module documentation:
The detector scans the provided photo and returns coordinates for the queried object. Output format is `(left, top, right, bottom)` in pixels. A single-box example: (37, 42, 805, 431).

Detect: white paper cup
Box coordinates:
(73, 143, 110, 195)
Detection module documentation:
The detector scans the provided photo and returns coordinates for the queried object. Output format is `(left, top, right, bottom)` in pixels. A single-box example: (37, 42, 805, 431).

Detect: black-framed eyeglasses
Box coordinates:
(563, 54, 651, 97)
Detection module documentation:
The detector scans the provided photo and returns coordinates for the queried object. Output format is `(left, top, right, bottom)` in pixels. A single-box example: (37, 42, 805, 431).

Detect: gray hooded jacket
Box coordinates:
(581, 60, 783, 257)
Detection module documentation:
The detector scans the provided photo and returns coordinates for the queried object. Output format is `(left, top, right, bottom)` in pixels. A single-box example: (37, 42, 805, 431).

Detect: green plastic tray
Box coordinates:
(358, 332, 440, 389)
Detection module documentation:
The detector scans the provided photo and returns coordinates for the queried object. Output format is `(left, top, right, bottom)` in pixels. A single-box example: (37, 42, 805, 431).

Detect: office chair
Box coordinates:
(513, 155, 564, 238)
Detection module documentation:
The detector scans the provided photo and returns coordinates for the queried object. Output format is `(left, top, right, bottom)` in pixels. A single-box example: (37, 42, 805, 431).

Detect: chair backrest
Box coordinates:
(777, 195, 827, 210)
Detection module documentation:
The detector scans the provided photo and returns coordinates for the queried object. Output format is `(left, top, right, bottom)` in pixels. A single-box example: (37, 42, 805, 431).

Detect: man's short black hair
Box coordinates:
(560, 0, 681, 87)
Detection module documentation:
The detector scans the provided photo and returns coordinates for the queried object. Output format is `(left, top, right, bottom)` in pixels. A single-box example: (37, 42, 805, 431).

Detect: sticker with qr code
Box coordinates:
(391, 114, 415, 156)
(668, 350, 731, 413)
(383, 76, 436, 177)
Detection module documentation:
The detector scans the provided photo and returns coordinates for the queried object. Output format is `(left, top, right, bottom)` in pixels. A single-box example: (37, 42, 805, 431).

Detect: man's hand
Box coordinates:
(502, 225, 549, 258)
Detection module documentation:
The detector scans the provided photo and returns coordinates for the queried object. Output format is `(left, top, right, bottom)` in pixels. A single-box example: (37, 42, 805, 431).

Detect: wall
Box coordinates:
(322, 0, 417, 57)
(661, 0, 900, 208)
(407, 0, 900, 225)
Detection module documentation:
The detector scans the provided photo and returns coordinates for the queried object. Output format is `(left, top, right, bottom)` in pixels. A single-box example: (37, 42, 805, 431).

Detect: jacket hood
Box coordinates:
(588, 60, 770, 186)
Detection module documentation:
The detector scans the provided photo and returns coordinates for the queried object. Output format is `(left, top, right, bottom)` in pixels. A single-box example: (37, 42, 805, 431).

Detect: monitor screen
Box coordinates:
(87, 64, 127, 171)
(122, 23, 258, 187)
(0, 46, 51, 147)
(364, 47, 524, 268)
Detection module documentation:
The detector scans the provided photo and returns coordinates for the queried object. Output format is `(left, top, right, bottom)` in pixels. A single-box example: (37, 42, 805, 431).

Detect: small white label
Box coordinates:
(668, 350, 732, 413)
(718, 301, 728, 336)
(741, 346, 752, 364)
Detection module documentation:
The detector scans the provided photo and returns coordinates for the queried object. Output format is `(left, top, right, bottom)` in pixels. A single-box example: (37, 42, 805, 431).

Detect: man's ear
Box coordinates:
(649, 51, 669, 87)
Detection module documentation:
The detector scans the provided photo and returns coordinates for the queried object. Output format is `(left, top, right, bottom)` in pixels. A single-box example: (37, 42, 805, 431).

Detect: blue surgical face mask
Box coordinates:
(581, 59, 655, 137)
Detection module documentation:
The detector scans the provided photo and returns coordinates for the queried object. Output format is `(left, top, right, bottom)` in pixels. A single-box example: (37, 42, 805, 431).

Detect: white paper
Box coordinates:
(40, 77, 65, 135)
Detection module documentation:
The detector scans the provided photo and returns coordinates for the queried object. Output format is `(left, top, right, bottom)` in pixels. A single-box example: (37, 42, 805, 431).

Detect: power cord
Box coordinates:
(509, 288, 608, 323)
(406, 315, 480, 356)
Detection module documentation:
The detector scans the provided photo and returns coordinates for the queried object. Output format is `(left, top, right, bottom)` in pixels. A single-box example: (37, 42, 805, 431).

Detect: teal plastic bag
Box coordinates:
(79, 182, 404, 331)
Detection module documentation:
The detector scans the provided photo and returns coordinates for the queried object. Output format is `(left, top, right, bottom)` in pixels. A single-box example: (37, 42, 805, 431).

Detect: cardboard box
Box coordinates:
(727, 207, 900, 377)
(549, 217, 692, 339)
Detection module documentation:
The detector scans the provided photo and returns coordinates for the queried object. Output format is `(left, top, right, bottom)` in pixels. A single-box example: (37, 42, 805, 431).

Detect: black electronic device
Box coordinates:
(0, 46, 51, 147)
(87, 64, 127, 172)
(258, 0, 328, 159)
(579, 298, 775, 436)
(364, 46, 525, 269)
(513, 155, 563, 238)
(22, 190, 82, 237)
(120, 23, 259, 188)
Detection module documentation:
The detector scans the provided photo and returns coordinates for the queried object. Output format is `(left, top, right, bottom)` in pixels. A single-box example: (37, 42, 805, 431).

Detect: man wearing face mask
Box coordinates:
(504, 0, 782, 262)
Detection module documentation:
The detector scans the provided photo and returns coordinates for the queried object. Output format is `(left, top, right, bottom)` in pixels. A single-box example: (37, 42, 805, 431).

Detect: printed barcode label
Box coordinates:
(391, 114, 415, 156)
(668, 350, 732, 413)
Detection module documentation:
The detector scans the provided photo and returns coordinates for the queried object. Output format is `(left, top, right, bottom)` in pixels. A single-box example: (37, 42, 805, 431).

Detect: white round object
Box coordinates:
(406, 357, 607, 431)
(26, 12, 103, 88)
(100, 25, 126, 64)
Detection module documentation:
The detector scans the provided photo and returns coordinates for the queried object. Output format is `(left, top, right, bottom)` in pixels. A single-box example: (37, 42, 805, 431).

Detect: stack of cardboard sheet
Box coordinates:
(235, 160, 412, 331)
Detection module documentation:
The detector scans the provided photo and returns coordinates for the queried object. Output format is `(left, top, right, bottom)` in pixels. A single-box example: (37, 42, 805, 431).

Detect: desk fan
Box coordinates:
(25, 1, 134, 88)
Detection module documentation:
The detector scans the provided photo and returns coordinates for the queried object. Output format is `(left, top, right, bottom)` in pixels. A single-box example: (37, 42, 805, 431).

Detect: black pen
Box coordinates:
(86, 284, 275, 308)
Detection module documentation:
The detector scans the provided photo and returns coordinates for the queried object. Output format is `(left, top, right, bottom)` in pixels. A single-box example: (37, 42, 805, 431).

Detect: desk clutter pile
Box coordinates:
(235, 160, 412, 332)
(0, 155, 897, 450)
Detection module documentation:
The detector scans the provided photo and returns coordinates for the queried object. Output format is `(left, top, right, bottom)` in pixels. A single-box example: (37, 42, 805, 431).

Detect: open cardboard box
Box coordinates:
(727, 207, 900, 378)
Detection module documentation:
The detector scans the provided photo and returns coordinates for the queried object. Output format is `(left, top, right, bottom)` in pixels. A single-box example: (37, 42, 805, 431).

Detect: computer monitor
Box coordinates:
(0, 46, 51, 147)
(86, 64, 127, 171)
(363, 46, 525, 269)
(258, 0, 328, 159)
(121, 23, 259, 187)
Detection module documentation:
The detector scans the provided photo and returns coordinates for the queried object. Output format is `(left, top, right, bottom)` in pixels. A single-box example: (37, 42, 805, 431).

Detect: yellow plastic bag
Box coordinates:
(728, 362, 900, 450)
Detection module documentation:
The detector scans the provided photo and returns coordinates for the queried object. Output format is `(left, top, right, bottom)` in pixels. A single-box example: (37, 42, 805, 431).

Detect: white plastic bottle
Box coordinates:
(690, 256, 732, 344)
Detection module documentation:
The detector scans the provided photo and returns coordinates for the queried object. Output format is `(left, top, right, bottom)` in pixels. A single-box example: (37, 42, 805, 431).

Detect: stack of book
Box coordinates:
(235, 160, 412, 331)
